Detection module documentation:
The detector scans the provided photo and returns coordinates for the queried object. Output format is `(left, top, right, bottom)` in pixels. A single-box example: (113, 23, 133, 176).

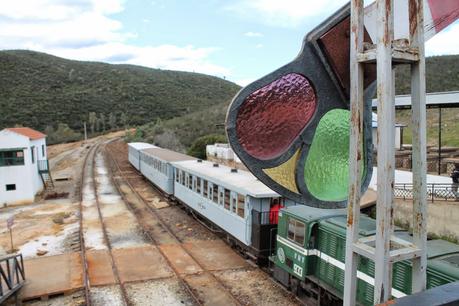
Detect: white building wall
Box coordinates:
(0, 130, 46, 205)
(31, 138, 46, 194)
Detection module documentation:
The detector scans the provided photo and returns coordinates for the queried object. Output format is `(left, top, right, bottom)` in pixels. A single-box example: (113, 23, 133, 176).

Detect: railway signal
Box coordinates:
(226, 0, 459, 209)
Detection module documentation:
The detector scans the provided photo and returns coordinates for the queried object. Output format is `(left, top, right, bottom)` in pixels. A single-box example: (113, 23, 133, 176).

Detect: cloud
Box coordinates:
(227, 0, 348, 27)
(0, 0, 230, 77)
(244, 31, 263, 37)
(235, 78, 255, 86)
(255, 43, 263, 48)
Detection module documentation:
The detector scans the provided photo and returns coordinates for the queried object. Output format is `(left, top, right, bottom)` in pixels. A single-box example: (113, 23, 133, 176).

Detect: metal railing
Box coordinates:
(37, 159, 49, 173)
(394, 183, 459, 202)
(0, 254, 25, 304)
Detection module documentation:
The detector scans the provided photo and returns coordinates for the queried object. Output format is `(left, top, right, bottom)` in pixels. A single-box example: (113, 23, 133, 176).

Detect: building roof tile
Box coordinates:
(5, 127, 46, 140)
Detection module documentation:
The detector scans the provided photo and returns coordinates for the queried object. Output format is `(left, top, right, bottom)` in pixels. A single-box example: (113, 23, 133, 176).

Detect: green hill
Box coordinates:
(132, 54, 459, 152)
(0, 50, 240, 135)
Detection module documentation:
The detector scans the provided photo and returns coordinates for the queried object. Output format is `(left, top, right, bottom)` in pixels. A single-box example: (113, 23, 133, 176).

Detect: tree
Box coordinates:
(109, 112, 117, 130)
(99, 113, 106, 131)
(187, 134, 227, 159)
(120, 112, 128, 128)
(88, 112, 97, 134)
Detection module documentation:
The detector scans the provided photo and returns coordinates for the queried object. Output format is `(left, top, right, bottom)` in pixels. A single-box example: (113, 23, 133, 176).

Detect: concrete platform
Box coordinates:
(182, 240, 249, 271)
(159, 243, 203, 275)
(86, 250, 116, 286)
(21, 253, 83, 301)
(113, 245, 174, 283)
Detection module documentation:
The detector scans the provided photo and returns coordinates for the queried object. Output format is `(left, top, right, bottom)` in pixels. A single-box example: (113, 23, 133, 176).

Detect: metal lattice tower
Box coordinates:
(343, 0, 427, 305)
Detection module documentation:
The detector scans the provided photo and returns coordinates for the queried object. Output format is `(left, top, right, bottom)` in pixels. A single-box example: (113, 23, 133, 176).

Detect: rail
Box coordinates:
(0, 253, 25, 304)
(394, 183, 459, 202)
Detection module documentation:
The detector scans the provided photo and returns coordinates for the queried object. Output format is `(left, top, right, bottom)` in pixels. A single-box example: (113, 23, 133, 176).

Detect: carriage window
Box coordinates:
(203, 180, 208, 197)
(196, 177, 201, 194)
(224, 189, 230, 210)
(231, 194, 237, 214)
(180, 171, 185, 185)
(237, 194, 245, 218)
(192, 177, 197, 191)
(219, 189, 224, 206)
(212, 184, 219, 203)
(175, 170, 179, 183)
(188, 174, 193, 190)
(287, 218, 305, 246)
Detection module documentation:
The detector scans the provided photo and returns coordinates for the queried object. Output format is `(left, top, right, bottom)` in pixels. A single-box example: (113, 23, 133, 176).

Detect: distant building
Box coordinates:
(206, 143, 247, 170)
(0, 127, 51, 205)
(372, 113, 405, 150)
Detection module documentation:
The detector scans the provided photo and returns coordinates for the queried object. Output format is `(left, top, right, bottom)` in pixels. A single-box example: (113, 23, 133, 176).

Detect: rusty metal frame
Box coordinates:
(344, 0, 427, 305)
(0, 253, 25, 304)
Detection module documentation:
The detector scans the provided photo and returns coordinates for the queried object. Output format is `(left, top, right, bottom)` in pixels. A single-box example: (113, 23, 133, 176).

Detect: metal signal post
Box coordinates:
(344, 0, 427, 305)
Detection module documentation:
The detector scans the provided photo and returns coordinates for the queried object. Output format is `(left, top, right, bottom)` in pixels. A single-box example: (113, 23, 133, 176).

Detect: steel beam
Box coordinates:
(343, 0, 365, 304)
(409, 0, 428, 293)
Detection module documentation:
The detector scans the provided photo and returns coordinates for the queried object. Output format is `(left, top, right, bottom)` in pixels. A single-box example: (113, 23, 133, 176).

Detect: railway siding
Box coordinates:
(106, 140, 302, 306)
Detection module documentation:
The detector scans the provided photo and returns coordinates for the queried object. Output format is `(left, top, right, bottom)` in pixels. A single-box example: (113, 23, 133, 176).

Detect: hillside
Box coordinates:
(132, 55, 459, 152)
(0, 50, 241, 134)
(395, 55, 459, 146)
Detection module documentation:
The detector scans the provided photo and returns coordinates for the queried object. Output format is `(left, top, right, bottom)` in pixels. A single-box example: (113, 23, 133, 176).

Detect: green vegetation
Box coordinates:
(0, 50, 240, 138)
(130, 103, 230, 152)
(393, 55, 459, 147)
(187, 134, 227, 159)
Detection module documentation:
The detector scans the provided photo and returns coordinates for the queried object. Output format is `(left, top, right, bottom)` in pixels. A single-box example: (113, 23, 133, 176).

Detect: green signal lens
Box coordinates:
(304, 109, 365, 202)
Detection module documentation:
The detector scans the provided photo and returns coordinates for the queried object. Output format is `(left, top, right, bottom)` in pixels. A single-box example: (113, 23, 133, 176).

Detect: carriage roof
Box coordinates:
(172, 159, 279, 198)
(141, 147, 196, 162)
(128, 142, 157, 151)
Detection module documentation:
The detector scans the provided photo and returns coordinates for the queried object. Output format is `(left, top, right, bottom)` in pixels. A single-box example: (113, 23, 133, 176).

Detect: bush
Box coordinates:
(187, 134, 227, 159)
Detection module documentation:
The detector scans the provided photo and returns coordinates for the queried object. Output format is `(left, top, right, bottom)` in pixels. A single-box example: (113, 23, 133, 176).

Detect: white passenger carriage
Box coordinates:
(172, 159, 285, 250)
(128, 142, 156, 171)
(139, 148, 195, 195)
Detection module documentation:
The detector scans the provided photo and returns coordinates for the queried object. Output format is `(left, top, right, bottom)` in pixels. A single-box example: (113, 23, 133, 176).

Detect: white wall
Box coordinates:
(31, 138, 46, 194)
(372, 126, 402, 150)
(0, 130, 46, 205)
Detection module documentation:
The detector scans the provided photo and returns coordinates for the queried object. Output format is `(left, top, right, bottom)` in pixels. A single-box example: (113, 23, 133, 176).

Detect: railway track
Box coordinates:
(104, 143, 244, 306)
(78, 140, 131, 306)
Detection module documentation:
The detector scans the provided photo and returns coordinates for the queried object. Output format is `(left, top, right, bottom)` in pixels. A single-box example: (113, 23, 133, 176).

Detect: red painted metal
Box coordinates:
(236, 73, 317, 160)
(427, 0, 459, 33)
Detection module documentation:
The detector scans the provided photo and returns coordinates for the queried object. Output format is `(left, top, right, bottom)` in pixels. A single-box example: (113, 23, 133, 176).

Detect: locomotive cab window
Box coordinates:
(287, 218, 305, 246)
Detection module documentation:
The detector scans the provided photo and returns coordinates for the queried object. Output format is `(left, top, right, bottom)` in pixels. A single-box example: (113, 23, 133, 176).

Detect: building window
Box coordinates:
(6, 184, 16, 191)
(42, 144, 45, 158)
(31, 146, 35, 164)
(0, 150, 25, 167)
(287, 218, 305, 246)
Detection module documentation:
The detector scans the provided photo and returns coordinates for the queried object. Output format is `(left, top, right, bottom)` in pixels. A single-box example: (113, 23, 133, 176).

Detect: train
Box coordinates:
(128, 142, 459, 305)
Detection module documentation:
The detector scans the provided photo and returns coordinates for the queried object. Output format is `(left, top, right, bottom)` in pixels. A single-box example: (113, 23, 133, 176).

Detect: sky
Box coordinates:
(0, 0, 458, 86)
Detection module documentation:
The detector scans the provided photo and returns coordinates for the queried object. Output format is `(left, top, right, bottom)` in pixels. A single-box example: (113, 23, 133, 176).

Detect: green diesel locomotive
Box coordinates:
(272, 206, 459, 305)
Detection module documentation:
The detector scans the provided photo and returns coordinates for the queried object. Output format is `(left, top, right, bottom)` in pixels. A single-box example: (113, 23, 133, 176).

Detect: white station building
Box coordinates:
(0, 127, 49, 205)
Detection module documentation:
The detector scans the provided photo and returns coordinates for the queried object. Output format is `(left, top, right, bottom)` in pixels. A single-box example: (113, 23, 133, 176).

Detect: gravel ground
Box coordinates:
(90, 285, 125, 306)
(125, 278, 197, 306)
(214, 268, 301, 306)
(156, 205, 219, 242)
